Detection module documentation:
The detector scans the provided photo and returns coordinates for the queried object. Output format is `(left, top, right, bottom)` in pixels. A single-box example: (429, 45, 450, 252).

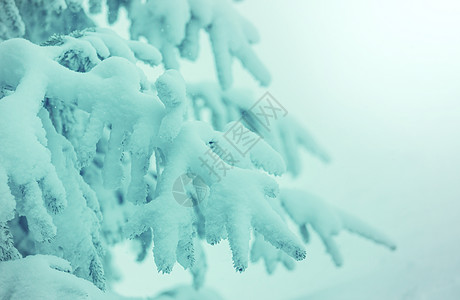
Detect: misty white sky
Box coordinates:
(113, 1, 460, 299)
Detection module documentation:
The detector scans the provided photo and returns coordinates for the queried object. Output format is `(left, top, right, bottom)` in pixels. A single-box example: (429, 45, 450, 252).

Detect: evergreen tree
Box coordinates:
(0, 1, 395, 298)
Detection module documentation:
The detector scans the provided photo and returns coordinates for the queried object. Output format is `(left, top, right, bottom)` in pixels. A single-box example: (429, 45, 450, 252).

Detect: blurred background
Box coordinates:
(111, 0, 460, 299)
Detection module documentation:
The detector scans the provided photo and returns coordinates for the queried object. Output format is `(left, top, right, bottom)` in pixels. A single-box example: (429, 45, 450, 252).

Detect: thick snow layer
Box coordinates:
(0, 28, 314, 293)
(0, 255, 111, 299)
